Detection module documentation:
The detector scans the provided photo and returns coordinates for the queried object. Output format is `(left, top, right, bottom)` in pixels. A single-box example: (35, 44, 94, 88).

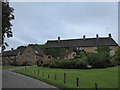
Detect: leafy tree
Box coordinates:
(44, 48, 66, 58)
(111, 47, 120, 65)
(2, 1, 14, 51)
(17, 46, 27, 50)
(95, 46, 111, 57)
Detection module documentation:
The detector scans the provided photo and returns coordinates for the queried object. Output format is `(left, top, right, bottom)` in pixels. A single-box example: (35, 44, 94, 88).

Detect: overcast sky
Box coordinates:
(5, 2, 118, 50)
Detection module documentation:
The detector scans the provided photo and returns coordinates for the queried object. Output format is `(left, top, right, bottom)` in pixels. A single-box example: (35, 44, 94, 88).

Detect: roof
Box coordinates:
(30, 46, 44, 56)
(45, 37, 118, 48)
(2, 47, 26, 57)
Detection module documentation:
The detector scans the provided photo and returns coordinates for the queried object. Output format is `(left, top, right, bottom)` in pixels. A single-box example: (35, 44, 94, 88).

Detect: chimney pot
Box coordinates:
(96, 34, 99, 38)
(83, 35, 86, 39)
(109, 33, 111, 38)
(11, 48, 13, 51)
(58, 36, 60, 42)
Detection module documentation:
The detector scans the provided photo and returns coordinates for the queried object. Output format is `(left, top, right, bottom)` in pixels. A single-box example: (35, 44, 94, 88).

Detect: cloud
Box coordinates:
(5, 2, 118, 50)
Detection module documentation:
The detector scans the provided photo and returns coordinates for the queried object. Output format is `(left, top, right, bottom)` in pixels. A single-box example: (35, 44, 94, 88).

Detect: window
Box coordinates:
(76, 47, 81, 50)
(92, 47, 97, 50)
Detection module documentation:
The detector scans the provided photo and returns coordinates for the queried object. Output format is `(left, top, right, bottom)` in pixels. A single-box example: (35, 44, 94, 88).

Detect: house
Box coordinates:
(2, 45, 53, 66)
(45, 34, 118, 58)
(19, 45, 44, 65)
(2, 47, 26, 65)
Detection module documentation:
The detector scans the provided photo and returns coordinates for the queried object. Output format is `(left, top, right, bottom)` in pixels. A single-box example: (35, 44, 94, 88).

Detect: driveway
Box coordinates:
(2, 66, 58, 89)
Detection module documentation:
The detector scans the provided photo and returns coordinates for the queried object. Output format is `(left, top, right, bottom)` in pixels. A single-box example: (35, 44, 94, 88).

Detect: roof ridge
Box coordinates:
(47, 37, 110, 42)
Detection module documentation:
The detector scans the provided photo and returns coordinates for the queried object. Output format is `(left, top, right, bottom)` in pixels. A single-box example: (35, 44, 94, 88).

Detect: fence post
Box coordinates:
(64, 73, 66, 84)
(48, 74, 50, 79)
(34, 70, 35, 74)
(42, 72, 44, 77)
(95, 83, 98, 90)
(38, 69, 40, 75)
(76, 77, 79, 87)
(55, 73, 56, 80)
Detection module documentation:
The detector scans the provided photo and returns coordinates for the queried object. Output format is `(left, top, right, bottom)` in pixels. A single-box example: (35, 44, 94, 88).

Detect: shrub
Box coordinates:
(76, 57, 89, 69)
(48, 59, 60, 68)
(111, 48, 120, 66)
(86, 52, 112, 68)
(48, 62, 57, 68)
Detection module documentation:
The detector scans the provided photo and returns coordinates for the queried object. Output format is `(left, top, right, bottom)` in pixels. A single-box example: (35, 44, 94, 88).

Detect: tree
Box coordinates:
(95, 46, 111, 57)
(2, 1, 14, 51)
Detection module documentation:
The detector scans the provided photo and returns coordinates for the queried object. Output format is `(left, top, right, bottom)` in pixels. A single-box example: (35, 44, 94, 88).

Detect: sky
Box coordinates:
(5, 2, 118, 50)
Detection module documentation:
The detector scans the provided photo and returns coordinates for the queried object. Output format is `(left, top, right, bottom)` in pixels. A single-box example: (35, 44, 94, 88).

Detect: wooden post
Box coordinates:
(76, 77, 79, 87)
(48, 74, 50, 79)
(34, 70, 35, 74)
(42, 72, 44, 77)
(55, 73, 56, 80)
(64, 73, 66, 84)
(95, 83, 98, 90)
(38, 69, 39, 75)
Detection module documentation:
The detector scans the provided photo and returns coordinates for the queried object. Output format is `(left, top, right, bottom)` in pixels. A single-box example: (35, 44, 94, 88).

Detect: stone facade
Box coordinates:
(18, 46, 44, 65)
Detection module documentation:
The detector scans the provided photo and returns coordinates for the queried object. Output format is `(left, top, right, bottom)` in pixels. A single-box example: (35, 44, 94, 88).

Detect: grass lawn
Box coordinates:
(13, 66, 119, 89)
(0, 65, 20, 70)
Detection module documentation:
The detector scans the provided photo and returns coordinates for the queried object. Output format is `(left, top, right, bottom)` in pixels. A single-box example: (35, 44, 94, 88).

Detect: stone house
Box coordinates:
(2, 45, 53, 65)
(19, 45, 44, 65)
(45, 34, 118, 59)
(2, 48, 26, 65)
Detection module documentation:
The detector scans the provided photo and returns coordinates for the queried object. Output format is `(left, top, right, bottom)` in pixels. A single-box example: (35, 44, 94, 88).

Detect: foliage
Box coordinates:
(2, 1, 14, 51)
(86, 52, 112, 68)
(96, 46, 111, 56)
(38, 44, 45, 51)
(48, 59, 60, 68)
(17, 46, 27, 49)
(76, 57, 89, 69)
(47, 58, 89, 69)
(111, 47, 120, 66)
(44, 48, 66, 58)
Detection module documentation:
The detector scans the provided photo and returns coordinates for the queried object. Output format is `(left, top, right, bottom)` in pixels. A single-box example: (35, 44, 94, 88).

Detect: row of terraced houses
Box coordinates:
(2, 34, 118, 65)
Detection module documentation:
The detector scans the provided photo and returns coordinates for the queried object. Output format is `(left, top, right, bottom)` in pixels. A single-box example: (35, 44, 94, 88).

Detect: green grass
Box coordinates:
(0, 65, 20, 70)
(13, 66, 119, 89)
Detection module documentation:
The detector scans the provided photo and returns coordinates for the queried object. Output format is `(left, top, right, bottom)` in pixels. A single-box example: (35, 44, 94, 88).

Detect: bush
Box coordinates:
(86, 53, 112, 68)
(48, 59, 60, 68)
(111, 48, 120, 66)
(48, 62, 57, 68)
(76, 57, 89, 69)
(46, 52, 112, 69)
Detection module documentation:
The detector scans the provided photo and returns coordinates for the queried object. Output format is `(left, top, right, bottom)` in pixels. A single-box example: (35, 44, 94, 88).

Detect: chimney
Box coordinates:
(96, 34, 99, 39)
(11, 48, 13, 51)
(58, 36, 60, 42)
(83, 35, 86, 40)
(108, 33, 111, 38)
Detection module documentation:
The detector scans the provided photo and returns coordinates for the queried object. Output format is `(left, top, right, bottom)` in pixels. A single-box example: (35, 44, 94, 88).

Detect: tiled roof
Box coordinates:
(45, 37, 118, 48)
(2, 47, 26, 57)
(30, 46, 44, 56)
